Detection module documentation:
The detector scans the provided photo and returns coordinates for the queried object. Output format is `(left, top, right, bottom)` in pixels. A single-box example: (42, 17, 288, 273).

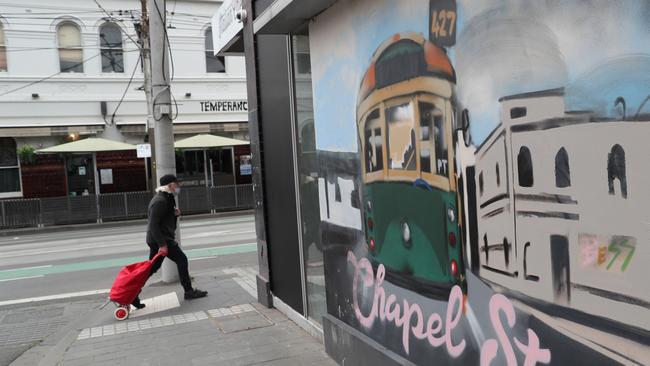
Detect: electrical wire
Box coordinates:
(0, 52, 105, 97)
(93, 0, 142, 50)
(110, 53, 141, 125)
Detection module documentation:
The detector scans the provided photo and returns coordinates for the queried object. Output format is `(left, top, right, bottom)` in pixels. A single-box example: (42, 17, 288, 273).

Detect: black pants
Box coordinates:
(148, 241, 193, 293)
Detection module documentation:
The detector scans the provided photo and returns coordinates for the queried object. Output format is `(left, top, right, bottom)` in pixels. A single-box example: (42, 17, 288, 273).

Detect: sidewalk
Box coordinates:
(11, 266, 335, 366)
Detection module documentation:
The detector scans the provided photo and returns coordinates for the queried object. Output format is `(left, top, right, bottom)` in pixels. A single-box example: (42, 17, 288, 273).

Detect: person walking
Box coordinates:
(131, 174, 207, 309)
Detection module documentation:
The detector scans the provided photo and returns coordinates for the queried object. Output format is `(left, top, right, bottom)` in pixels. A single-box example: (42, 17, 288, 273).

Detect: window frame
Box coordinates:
(554, 147, 571, 188)
(357, 93, 454, 192)
(385, 96, 417, 174)
(607, 144, 627, 198)
(204, 27, 226, 74)
(517, 145, 534, 187)
(0, 138, 22, 198)
(56, 21, 84, 73)
(99, 22, 124, 73)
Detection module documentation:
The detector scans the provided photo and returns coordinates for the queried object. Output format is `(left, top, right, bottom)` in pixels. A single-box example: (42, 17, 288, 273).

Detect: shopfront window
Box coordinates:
(0, 138, 20, 195)
(291, 32, 325, 326)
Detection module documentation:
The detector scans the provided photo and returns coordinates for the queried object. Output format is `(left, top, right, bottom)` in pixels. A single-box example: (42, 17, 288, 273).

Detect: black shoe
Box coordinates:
(131, 298, 146, 310)
(184, 288, 208, 300)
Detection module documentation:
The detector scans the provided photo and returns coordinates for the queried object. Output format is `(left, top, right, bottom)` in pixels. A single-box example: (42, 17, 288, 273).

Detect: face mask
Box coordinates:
(174, 187, 181, 195)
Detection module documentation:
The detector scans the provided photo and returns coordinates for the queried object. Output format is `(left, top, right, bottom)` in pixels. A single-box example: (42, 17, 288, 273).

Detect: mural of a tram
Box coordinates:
(357, 32, 465, 297)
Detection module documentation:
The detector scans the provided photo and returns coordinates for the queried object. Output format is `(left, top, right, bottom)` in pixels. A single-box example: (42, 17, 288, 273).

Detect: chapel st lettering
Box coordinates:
(347, 251, 551, 364)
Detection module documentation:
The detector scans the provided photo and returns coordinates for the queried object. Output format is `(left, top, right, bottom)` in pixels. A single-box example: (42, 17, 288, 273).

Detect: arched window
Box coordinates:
(57, 22, 83, 72)
(555, 147, 571, 188)
(99, 22, 123, 72)
(517, 146, 533, 187)
(607, 144, 627, 198)
(0, 23, 6, 71)
(204, 27, 225, 73)
(0, 138, 21, 195)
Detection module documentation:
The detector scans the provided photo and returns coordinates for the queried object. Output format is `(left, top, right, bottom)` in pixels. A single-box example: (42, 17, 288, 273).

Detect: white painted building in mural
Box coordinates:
(0, 0, 247, 197)
(474, 89, 650, 330)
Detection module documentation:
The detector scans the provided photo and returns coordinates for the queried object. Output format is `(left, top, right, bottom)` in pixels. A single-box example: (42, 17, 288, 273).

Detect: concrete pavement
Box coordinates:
(10, 265, 335, 366)
(1, 213, 336, 366)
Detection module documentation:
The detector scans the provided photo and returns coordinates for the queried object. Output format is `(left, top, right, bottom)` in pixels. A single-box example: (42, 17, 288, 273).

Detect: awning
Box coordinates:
(174, 134, 249, 149)
(37, 138, 136, 153)
(253, 0, 338, 34)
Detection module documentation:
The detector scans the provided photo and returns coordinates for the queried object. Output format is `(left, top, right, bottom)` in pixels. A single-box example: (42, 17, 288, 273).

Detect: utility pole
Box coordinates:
(148, 0, 180, 282)
(138, 0, 156, 192)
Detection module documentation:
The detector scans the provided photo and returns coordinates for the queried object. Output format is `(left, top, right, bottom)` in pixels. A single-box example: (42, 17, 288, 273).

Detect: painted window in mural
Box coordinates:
(418, 102, 447, 176)
(517, 146, 533, 187)
(555, 147, 570, 188)
(386, 102, 416, 171)
(607, 144, 627, 198)
(364, 109, 383, 173)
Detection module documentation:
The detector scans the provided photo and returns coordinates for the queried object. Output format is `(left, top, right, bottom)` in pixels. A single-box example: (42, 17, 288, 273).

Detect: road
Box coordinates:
(0, 213, 257, 303)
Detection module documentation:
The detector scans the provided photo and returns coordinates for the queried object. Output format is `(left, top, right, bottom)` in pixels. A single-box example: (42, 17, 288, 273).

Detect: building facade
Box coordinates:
(474, 89, 650, 331)
(217, 0, 650, 365)
(0, 0, 248, 199)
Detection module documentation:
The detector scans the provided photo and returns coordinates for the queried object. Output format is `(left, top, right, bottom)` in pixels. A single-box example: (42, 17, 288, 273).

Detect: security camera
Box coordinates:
(235, 9, 247, 23)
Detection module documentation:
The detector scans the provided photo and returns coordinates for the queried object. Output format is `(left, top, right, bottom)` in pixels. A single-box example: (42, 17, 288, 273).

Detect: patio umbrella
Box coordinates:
(37, 138, 137, 195)
(174, 134, 249, 187)
(174, 134, 248, 149)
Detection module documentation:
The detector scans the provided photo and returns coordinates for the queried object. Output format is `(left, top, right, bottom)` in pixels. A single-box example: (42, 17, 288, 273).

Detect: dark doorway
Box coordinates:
(550, 235, 571, 303)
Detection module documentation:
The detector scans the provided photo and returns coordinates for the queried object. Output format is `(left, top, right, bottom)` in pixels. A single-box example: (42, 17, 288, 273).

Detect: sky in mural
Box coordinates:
(311, 0, 650, 151)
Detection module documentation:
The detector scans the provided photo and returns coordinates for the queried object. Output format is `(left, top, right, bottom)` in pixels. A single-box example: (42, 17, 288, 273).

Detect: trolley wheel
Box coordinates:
(114, 306, 129, 321)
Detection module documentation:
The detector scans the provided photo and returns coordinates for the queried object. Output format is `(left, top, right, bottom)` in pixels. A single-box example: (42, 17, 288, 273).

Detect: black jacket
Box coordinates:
(146, 191, 177, 246)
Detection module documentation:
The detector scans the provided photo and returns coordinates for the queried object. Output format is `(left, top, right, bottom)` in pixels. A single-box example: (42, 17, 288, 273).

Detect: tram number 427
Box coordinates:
(429, 0, 457, 47)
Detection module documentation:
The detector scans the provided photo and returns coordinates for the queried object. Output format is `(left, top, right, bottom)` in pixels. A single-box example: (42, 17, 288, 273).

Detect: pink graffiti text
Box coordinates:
(348, 252, 551, 364)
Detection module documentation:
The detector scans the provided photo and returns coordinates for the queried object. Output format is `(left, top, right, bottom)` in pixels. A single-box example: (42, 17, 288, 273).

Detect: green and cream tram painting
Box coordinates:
(357, 33, 465, 296)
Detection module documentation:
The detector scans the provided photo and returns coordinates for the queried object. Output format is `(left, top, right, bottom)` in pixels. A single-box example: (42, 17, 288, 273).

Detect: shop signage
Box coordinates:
(137, 144, 152, 158)
(200, 100, 248, 113)
(240, 155, 252, 175)
(100, 169, 113, 185)
(212, 0, 243, 55)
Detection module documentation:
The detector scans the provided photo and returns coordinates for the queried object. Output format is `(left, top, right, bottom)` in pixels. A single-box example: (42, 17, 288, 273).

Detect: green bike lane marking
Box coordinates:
(0, 242, 257, 281)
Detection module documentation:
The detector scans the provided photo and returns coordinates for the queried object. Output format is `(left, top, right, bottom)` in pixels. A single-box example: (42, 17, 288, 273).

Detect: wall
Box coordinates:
(0, 0, 248, 132)
(310, 0, 650, 365)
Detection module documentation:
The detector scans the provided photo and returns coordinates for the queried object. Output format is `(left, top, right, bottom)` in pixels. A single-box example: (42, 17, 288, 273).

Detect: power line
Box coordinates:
(0, 52, 104, 97)
(93, 0, 141, 50)
(110, 53, 141, 125)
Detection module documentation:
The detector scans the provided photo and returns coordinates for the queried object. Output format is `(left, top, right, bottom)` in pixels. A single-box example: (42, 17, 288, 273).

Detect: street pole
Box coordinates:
(139, 0, 156, 192)
(148, 0, 180, 283)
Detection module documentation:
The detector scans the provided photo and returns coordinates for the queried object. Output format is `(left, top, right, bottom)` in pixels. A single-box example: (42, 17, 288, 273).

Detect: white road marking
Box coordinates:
(189, 256, 217, 261)
(0, 275, 43, 282)
(0, 288, 109, 307)
(0, 264, 52, 272)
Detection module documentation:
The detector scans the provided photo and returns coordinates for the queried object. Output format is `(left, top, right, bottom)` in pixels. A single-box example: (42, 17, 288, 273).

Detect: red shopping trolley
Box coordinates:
(103, 251, 166, 320)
